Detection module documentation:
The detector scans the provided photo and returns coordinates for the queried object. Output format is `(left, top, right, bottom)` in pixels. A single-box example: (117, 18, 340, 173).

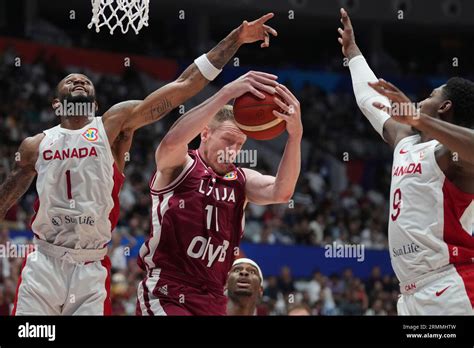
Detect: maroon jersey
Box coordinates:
(138, 149, 247, 292)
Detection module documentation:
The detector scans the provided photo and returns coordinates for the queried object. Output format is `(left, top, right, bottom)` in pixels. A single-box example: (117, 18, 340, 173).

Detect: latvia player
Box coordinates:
(0, 13, 278, 315)
(339, 8, 474, 315)
(136, 72, 302, 316)
(226, 258, 263, 316)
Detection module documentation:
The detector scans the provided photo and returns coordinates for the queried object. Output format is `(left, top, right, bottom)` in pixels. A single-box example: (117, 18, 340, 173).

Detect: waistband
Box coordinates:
(399, 264, 465, 295)
(34, 238, 107, 263)
(150, 268, 224, 295)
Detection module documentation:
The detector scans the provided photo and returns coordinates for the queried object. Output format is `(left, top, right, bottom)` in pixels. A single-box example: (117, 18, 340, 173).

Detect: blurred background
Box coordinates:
(1, 0, 473, 315)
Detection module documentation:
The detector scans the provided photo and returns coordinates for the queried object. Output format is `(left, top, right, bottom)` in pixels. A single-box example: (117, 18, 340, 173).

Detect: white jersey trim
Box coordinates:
(150, 156, 196, 195)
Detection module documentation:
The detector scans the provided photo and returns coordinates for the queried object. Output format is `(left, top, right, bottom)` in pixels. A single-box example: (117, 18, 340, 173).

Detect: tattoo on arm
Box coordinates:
(145, 97, 173, 122)
(0, 166, 36, 219)
(206, 28, 241, 69)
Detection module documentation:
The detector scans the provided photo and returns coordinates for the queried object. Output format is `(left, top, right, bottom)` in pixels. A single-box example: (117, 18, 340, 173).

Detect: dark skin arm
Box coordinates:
(0, 134, 44, 220)
(338, 7, 414, 148)
(369, 79, 474, 193)
(102, 13, 278, 172)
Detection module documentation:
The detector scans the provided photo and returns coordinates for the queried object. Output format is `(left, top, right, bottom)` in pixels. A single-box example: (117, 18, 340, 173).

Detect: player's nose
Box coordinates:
(239, 269, 250, 277)
(73, 79, 86, 86)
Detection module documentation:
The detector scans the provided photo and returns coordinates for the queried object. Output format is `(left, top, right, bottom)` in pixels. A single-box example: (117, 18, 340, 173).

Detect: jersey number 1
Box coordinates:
(65, 170, 73, 200)
(205, 204, 219, 232)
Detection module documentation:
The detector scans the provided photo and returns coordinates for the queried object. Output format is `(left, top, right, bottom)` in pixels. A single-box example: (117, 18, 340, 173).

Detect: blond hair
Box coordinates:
(209, 105, 235, 129)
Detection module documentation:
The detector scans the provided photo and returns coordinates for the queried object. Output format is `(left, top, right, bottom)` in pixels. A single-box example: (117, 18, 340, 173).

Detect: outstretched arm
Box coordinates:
(102, 13, 278, 142)
(338, 8, 413, 147)
(0, 134, 43, 220)
(243, 84, 302, 205)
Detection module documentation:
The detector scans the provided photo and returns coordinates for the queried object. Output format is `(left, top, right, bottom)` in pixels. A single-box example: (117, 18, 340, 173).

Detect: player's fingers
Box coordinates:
(252, 77, 278, 88)
(368, 82, 390, 95)
(338, 37, 343, 45)
(250, 73, 279, 86)
(277, 84, 299, 105)
(264, 25, 278, 37)
(256, 12, 274, 24)
(250, 80, 276, 95)
(249, 87, 266, 99)
(273, 96, 291, 113)
(372, 102, 390, 111)
(373, 79, 399, 93)
(274, 85, 293, 104)
(338, 27, 344, 36)
(249, 71, 278, 80)
(368, 81, 401, 99)
(381, 79, 404, 95)
(262, 34, 270, 47)
(341, 8, 353, 28)
(272, 110, 291, 122)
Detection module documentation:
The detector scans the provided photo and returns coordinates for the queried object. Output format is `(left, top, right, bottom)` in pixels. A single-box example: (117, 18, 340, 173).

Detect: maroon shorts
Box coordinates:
(136, 272, 227, 316)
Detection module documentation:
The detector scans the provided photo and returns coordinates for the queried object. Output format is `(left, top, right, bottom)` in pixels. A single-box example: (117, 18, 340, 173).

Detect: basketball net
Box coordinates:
(88, 0, 150, 35)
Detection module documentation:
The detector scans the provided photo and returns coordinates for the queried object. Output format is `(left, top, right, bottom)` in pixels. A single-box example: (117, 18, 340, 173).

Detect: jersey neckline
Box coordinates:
(57, 117, 96, 134)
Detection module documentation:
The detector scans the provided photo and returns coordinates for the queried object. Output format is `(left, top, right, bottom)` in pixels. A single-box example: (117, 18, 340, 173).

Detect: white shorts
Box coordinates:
(12, 246, 111, 316)
(397, 264, 474, 315)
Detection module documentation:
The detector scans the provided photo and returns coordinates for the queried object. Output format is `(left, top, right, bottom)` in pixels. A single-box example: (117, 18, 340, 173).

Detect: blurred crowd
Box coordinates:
(0, 42, 396, 315)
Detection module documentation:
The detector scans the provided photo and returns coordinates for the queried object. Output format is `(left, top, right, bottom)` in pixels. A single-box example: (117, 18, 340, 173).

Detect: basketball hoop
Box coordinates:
(87, 0, 150, 35)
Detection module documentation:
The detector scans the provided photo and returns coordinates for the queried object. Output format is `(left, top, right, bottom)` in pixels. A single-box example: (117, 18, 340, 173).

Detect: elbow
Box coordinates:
(273, 191, 293, 204)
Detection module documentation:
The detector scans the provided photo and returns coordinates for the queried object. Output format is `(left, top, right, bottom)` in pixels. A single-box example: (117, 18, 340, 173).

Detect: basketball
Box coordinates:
(233, 91, 287, 140)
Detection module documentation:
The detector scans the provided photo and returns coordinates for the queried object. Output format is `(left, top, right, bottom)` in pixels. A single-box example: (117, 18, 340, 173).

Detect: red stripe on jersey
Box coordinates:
(108, 163, 125, 231)
(455, 263, 474, 308)
(101, 256, 112, 315)
(29, 197, 41, 239)
(442, 178, 474, 265)
(11, 254, 28, 315)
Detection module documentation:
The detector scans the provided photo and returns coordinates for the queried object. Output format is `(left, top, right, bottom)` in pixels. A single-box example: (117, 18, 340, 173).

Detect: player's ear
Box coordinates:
(52, 98, 61, 111)
(201, 126, 210, 143)
(438, 100, 453, 121)
(95, 100, 99, 112)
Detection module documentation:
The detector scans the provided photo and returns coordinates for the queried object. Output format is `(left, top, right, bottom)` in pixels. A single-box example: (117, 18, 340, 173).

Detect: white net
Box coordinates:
(87, 0, 150, 35)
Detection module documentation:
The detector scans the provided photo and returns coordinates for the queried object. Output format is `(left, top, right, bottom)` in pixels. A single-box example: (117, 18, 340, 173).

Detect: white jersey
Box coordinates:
(31, 117, 124, 249)
(389, 134, 474, 283)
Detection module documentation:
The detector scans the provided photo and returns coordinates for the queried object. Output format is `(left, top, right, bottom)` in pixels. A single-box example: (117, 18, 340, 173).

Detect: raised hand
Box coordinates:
(273, 84, 303, 138)
(369, 79, 420, 126)
(237, 13, 278, 48)
(337, 8, 361, 60)
(224, 71, 278, 99)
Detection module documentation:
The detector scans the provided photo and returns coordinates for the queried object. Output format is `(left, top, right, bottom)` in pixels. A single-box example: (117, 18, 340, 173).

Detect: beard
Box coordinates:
(59, 92, 96, 104)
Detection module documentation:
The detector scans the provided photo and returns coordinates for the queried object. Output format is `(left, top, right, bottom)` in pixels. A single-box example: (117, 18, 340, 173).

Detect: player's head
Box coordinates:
(287, 303, 311, 316)
(52, 73, 98, 116)
(199, 105, 247, 175)
(418, 77, 474, 128)
(226, 258, 263, 303)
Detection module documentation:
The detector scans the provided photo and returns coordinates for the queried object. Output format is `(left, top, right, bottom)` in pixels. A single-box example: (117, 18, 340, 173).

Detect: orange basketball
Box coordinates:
(233, 91, 286, 140)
